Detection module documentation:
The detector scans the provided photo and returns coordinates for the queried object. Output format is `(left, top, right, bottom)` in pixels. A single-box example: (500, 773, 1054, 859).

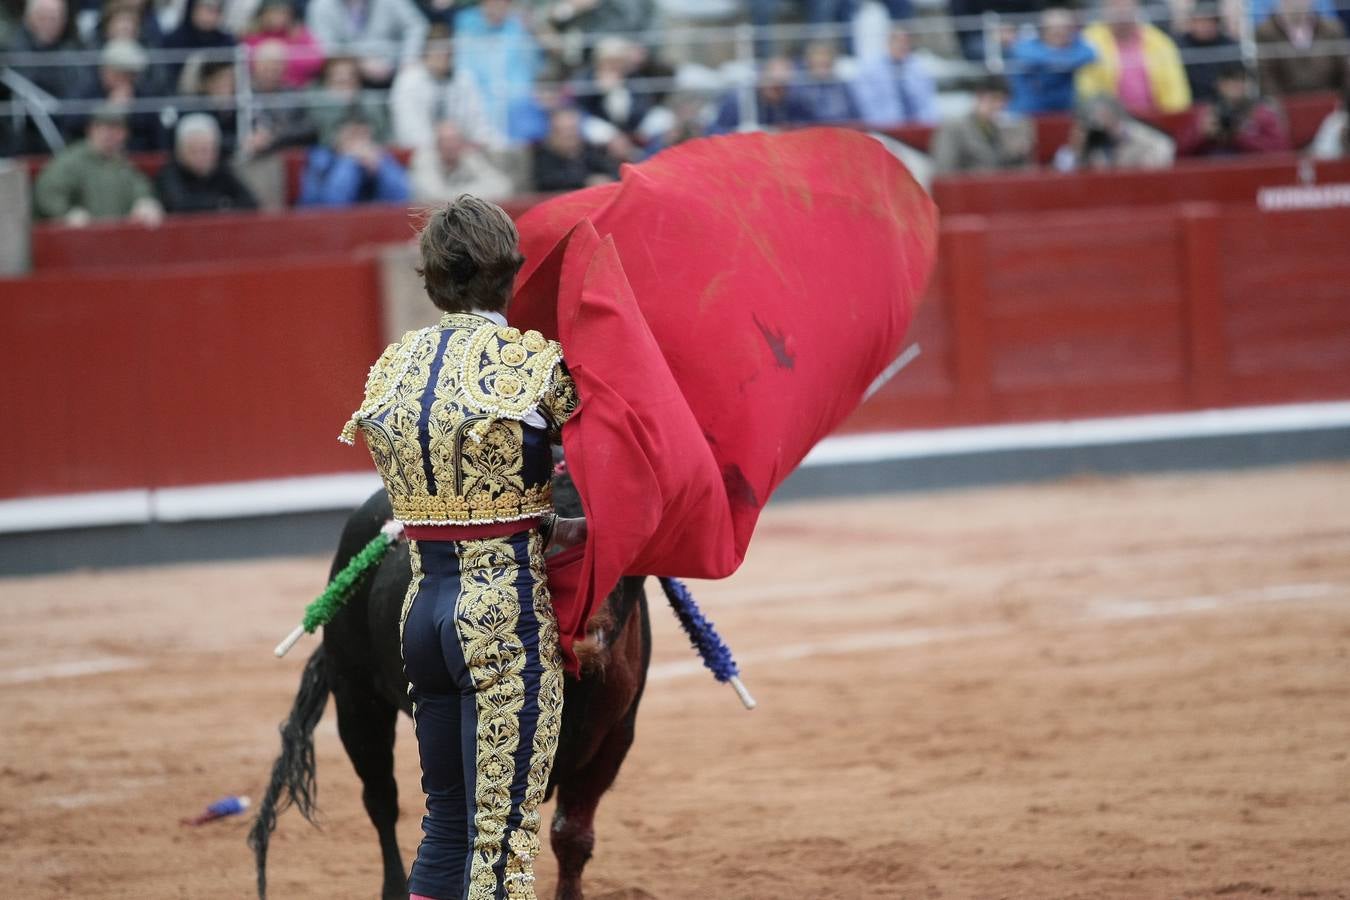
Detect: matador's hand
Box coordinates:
(546, 516, 588, 555)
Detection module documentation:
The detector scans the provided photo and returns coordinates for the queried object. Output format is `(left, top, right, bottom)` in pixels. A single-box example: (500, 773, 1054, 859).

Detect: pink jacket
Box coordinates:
(244, 27, 325, 89)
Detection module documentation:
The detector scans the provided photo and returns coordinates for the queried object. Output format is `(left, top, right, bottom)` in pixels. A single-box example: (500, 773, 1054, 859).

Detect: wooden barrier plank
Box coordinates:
(5, 188, 1350, 501)
(942, 218, 994, 422)
(0, 258, 383, 499)
(1179, 205, 1228, 407)
(1220, 206, 1350, 407)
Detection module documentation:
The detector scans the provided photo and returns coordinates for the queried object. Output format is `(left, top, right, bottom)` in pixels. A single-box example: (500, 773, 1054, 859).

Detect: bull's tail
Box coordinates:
(247, 645, 330, 899)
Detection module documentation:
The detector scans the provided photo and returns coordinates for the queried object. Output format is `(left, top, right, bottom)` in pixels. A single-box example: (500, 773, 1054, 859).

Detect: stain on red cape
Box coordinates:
(509, 128, 938, 674)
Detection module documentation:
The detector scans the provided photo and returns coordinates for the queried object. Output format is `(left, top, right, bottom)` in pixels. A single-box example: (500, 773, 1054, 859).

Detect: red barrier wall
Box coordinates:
(29, 198, 547, 271)
(847, 203, 1350, 433)
(933, 157, 1350, 216)
(5, 167, 1350, 501)
(1, 258, 382, 497)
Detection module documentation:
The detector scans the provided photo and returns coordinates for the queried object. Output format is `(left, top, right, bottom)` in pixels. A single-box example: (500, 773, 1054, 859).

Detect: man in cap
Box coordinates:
(33, 104, 165, 226)
(76, 38, 166, 152)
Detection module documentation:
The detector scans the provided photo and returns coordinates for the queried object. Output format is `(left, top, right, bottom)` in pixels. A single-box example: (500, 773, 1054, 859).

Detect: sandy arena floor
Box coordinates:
(2, 464, 1349, 899)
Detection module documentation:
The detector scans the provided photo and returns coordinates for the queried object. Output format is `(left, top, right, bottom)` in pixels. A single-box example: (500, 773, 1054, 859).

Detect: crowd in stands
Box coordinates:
(2, 0, 1348, 226)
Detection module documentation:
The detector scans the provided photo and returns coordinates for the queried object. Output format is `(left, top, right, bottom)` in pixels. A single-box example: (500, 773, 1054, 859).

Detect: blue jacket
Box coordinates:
(453, 8, 546, 144)
(298, 148, 411, 207)
(790, 79, 861, 124)
(1007, 36, 1097, 115)
(711, 92, 817, 133)
(850, 55, 939, 127)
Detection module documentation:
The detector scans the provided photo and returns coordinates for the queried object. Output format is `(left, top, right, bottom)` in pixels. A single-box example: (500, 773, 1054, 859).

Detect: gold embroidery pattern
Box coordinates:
(390, 483, 552, 526)
(455, 538, 527, 900)
(345, 317, 566, 526)
(399, 541, 424, 647)
(540, 366, 580, 434)
(339, 329, 430, 444)
(460, 323, 562, 421)
(424, 327, 476, 501)
(502, 531, 564, 898)
(459, 420, 526, 513)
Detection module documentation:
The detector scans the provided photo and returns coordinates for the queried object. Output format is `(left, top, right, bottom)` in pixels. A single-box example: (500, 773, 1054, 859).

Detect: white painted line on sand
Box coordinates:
(650, 581, 1346, 683)
(1086, 582, 1343, 622)
(5, 401, 1349, 535)
(802, 401, 1350, 467)
(649, 624, 1010, 682)
(0, 656, 146, 686)
(42, 777, 168, 810)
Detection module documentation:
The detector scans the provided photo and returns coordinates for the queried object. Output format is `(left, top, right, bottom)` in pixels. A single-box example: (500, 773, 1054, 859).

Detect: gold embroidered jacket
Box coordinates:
(340, 313, 579, 525)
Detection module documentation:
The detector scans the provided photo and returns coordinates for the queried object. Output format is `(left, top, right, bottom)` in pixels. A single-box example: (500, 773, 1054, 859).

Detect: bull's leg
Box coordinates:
(334, 681, 408, 900)
(551, 716, 637, 900)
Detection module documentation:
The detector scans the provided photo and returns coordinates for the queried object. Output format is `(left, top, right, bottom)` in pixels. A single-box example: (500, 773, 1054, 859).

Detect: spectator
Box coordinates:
(7, 0, 91, 107)
(791, 39, 860, 123)
(297, 111, 411, 205)
(1054, 95, 1175, 170)
(711, 56, 815, 133)
(531, 107, 619, 192)
(949, 0, 1044, 63)
(641, 90, 712, 151)
(1309, 85, 1348, 158)
(97, 0, 167, 49)
(1256, 0, 1348, 97)
(309, 55, 392, 145)
(540, 0, 653, 38)
(410, 121, 513, 202)
(1077, 0, 1192, 116)
(390, 23, 499, 149)
(149, 0, 190, 35)
(240, 38, 319, 157)
(1007, 8, 1098, 116)
(851, 24, 937, 126)
(77, 39, 167, 152)
(306, 0, 427, 86)
(787, 0, 913, 48)
(1177, 2, 1240, 103)
(932, 76, 1035, 174)
(655, 0, 740, 67)
(179, 57, 239, 155)
(163, 0, 234, 85)
(34, 104, 165, 225)
(98, 1, 175, 100)
(243, 0, 324, 89)
(154, 113, 258, 212)
(1246, 0, 1338, 28)
(453, 0, 545, 144)
(576, 37, 657, 141)
(1178, 64, 1292, 156)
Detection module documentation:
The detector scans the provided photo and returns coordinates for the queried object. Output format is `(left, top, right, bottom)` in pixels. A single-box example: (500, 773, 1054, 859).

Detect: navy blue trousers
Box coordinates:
(401, 530, 564, 900)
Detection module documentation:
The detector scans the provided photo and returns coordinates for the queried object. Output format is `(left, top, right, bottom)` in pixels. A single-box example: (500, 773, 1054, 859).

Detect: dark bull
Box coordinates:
(248, 477, 652, 900)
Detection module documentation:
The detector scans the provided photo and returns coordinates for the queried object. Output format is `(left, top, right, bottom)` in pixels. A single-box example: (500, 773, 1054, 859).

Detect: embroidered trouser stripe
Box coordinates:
(401, 533, 562, 900)
(497, 532, 565, 898)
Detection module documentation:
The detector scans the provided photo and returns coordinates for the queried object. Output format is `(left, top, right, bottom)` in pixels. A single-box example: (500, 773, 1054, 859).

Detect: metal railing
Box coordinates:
(2, 2, 1347, 155)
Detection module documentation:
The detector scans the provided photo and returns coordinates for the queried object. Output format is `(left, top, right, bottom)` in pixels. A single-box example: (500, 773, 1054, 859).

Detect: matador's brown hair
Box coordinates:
(417, 195, 525, 314)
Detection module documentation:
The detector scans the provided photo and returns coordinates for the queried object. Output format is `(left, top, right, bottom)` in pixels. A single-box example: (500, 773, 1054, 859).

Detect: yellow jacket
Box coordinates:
(1076, 22, 1192, 114)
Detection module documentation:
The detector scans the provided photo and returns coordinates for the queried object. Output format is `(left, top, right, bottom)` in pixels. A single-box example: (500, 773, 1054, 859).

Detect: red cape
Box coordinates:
(510, 128, 938, 673)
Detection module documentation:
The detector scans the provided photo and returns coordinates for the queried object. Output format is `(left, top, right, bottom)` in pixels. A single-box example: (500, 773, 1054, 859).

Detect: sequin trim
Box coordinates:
(455, 537, 528, 900)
